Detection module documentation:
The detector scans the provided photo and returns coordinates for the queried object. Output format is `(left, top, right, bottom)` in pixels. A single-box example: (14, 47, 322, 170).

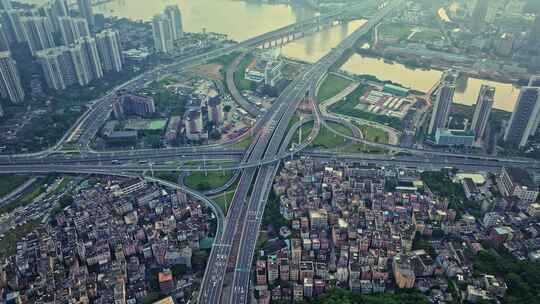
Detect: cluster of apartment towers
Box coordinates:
(429, 70, 540, 148)
(0, 0, 123, 107)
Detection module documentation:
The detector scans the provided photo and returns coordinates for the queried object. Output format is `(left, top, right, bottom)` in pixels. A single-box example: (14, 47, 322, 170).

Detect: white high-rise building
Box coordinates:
(37, 38, 103, 91)
(428, 70, 458, 135)
(164, 5, 183, 40)
(36, 46, 71, 90)
(96, 29, 123, 72)
(0, 51, 24, 103)
(152, 14, 174, 54)
(59, 17, 90, 45)
(77, 0, 94, 29)
(21, 16, 55, 55)
(77, 36, 103, 80)
(470, 85, 495, 140)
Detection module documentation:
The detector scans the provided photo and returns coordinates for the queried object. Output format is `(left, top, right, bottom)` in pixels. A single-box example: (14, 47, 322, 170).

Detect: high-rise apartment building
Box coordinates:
(59, 17, 90, 45)
(37, 46, 76, 90)
(152, 14, 174, 54)
(37, 38, 103, 90)
(77, 0, 94, 29)
(504, 76, 540, 147)
(21, 16, 55, 55)
(470, 85, 495, 140)
(0, 0, 12, 11)
(0, 25, 9, 51)
(1, 10, 25, 44)
(428, 70, 458, 135)
(96, 29, 123, 72)
(77, 36, 103, 80)
(0, 51, 24, 103)
(164, 5, 183, 40)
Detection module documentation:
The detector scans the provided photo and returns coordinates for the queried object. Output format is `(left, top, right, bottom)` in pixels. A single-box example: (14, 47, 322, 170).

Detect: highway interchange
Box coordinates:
(1, 0, 540, 303)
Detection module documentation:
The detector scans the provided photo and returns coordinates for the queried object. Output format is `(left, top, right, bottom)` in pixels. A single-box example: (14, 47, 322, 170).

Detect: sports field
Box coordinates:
(125, 119, 167, 131)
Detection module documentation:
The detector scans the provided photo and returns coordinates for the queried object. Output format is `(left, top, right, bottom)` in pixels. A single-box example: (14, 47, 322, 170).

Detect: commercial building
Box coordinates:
(21, 16, 55, 55)
(152, 14, 174, 54)
(498, 167, 539, 203)
(470, 85, 494, 140)
(428, 69, 458, 135)
(77, 0, 94, 29)
(245, 58, 283, 87)
(435, 129, 475, 147)
(112, 93, 156, 119)
(503, 76, 540, 147)
(0, 51, 24, 103)
(58, 16, 90, 45)
(96, 29, 123, 73)
(164, 5, 183, 40)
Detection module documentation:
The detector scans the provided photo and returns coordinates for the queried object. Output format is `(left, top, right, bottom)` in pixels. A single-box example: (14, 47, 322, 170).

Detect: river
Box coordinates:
(341, 54, 520, 112)
(21, 0, 520, 111)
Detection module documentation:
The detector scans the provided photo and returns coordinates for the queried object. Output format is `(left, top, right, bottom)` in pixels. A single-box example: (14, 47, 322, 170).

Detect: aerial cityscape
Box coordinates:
(0, 0, 539, 303)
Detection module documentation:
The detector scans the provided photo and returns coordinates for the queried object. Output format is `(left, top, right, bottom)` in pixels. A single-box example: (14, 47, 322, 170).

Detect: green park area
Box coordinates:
(0, 175, 29, 198)
(409, 28, 445, 42)
(329, 85, 402, 129)
(230, 136, 253, 149)
(359, 124, 389, 144)
(317, 74, 352, 102)
(211, 190, 235, 214)
(184, 171, 235, 191)
(379, 22, 413, 41)
(234, 54, 255, 91)
(309, 122, 354, 150)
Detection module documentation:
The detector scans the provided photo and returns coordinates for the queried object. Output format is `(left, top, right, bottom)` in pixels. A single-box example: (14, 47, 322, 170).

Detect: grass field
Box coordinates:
(379, 22, 413, 40)
(317, 74, 352, 102)
(230, 136, 253, 149)
(125, 119, 167, 131)
(289, 121, 314, 148)
(343, 143, 387, 154)
(309, 122, 354, 149)
(0, 175, 29, 198)
(410, 28, 444, 42)
(212, 190, 235, 214)
(185, 171, 234, 191)
(359, 124, 389, 144)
